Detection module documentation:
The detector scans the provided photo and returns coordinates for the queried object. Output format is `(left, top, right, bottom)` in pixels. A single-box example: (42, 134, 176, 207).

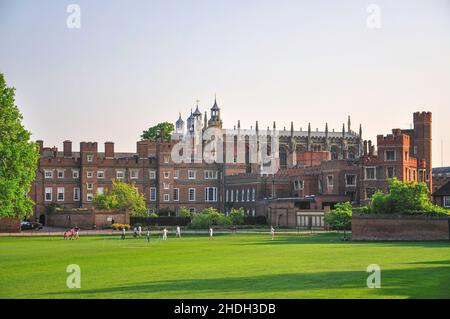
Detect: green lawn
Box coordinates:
(0, 233, 449, 299)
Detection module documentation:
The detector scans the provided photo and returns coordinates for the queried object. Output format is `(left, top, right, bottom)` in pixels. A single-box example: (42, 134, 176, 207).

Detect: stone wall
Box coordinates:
(0, 217, 21, 233)
(352, 213, 449, 241)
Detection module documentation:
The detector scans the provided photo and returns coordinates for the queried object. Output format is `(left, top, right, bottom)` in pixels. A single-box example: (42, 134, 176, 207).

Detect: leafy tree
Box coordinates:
(93, 180, 147, 216)
(141, 122, 174, 142)
(179, 207, 191, 218)
(324, 202, 352, 240)
(191, 207, 231, 228)
(229, 207, 244, 225)
(367, 178, 448, 216)
(0, 73, 39, 220)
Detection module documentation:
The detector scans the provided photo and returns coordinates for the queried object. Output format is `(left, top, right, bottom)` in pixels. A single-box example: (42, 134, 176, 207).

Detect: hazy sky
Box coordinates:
(1, 0, 449, 166)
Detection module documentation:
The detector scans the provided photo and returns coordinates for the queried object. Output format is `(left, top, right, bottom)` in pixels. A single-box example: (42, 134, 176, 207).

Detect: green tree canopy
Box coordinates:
(141, 122, 174, 142)
(324, 202, 352, 239)
(93, 180, 147, 216)
(229, 207, 244, 225)
(367, 178, 448, 216)
(0, 73, 39, 219)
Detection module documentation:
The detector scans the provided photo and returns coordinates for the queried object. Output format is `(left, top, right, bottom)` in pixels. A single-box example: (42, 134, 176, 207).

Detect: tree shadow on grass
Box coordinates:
(47, 265, 450, 299)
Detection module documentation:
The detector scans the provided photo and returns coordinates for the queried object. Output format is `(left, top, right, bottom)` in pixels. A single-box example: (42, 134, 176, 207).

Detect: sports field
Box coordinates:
(0, 233, 449, 299)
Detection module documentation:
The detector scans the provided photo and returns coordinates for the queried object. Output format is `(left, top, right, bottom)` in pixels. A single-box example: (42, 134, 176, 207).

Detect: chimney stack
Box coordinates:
(63, 140, 72, 157)
(36, 140, 44, 155)
(104, 141, 114, 158)
(363, 140, 368, 156)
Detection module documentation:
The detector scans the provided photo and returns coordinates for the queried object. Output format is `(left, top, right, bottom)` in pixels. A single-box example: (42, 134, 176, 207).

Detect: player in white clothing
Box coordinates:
(162, 228, 168, 240)
(209, 227, 214, 240)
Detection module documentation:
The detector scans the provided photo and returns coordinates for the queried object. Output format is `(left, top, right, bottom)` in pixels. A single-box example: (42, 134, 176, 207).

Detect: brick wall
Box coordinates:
(46, 210, 128, 229)
(0, 217, 21, 233)
(352, 214, 449, 241)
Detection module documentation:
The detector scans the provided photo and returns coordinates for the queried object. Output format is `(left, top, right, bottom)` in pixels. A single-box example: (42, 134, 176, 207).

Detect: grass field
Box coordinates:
(0, 233, 449, 299)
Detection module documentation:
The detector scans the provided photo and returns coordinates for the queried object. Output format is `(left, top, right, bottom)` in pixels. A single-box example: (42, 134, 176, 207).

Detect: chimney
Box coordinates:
(36, 140, 44, 155)
(363, 140, 368, 156)
(368, 140, 373, 156)
(63, 140, 72, 157)
(137, 141, 148, 158)
(104, 141, 114, 158)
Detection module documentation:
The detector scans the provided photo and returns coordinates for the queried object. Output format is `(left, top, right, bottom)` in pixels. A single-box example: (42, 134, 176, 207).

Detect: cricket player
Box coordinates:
(145, 230, 150, 243)
(162, 228, 168, 241)
(209, 227, 214, 240)
(271, 226, 275, 240)
(176, 226, 181, 238)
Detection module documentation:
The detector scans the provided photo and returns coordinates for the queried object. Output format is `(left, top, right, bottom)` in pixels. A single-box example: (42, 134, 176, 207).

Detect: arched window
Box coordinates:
(279, 147, 287, 169)
(252, 188, 256, 201)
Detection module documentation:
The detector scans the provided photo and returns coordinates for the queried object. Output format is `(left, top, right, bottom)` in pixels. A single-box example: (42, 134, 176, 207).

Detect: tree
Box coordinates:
(368, 178, 448, 216)
(179, 207, 191, 218)
(141, 122, 174, 142)
(229, 207, 244, 225)
(0, 73, 39, 220)
(93, 180, 147, 216)
(324, 202, 352, 240)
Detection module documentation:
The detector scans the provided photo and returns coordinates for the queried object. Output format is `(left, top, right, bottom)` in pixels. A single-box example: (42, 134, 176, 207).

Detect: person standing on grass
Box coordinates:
(133, 226, 138, 238)
(74, 225, 80, 240)
(162, 228, 168, 241)
(138, 225, 142, 238)
(271, 226, 275, 240)
(121, 227, 126, 240)
(176, 225, 181, 238)
(70, 228, 75, 240)
(63, 230, 69, 240)
(209, 227, 214, 240)
(145, 230, 150, 243)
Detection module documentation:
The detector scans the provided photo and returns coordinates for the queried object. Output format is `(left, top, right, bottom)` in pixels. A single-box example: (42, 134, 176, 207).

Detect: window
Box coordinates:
(189, 188, 196, 201)
(252, 188, 256, 201)
(443, 196, 450, 208)
(44, 170, 53, 179)
(365, 167, 376, 180)
(163, 183, 170, 190)
(226, 190, 229, 202)
(230, 189, 234, 202)
(345, 174, 356, 186)
(366, 188, 376, 199)
(87, 171, 94, 178)
(73, 188, 80, 201)
(252, 208, 255, 216)
(205, 187, 217, 202)
(235, 189, 239, 202)
(72, 170, 79, 179)
(87, 154, 93, 162)
(247, 189, 250, 202)
(45, 187, 52, 201)
(173, 188, 179, 201)
(189, 208, 196, 214)
(130, 169, 139, 179)
(57, 170, 64, 179)
(57, 188, 65, 201)
(150, 187, 157, 201)
(87, 193, 93, 202)
(149, 170, 156, 179)
(163, 171, 170, 179)
(204, 170, 218, 179)
(97, 187, 104, 195)
(97, 171, 105, 179)
(188, 170, 196, 179)
(87, 183, 93, 190)
(173, 170, 179, 179)
(386, 167, 395, 179)
(116, 170, 125, 179)
(404, 151, 409, 161)
(163, 194, 170, 202)
(163, 155, 170, 164)
(327, 175, 334, 188)
(385, 150, 396, 161)
(294, 180, 304, 190)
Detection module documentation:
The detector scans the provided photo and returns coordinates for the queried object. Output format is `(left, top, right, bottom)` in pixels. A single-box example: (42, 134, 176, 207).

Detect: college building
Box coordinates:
(28, 98, 434, 228)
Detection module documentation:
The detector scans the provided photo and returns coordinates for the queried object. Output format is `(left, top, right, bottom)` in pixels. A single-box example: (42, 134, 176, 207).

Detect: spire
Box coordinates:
(325, 122, 329, 136)
(204, 112, 208, 129)
(342, 123, 345, 137)
(359, 124, 362, 138)
(347, 115, 351, 133)
(308, 123, 311, 135)
(273, 121, 276, 130)
(237, 120, 241, 129)
(255, 120, 259, 132)
(290, 121, 294, 136)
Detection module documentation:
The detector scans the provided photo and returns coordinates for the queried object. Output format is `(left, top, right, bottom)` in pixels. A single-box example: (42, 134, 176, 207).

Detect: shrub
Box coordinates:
(324, 202, 352, 240)
(366, 178, 448, 216)
(148, 212, 158, 218)
(229, 207, 244, 225)
(112, 223, 131, 230)
(179, 207, 190, 218)
(191, 207, 231, 228)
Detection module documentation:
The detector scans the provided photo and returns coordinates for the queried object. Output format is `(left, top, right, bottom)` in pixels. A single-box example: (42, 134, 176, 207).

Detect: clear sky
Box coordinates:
(1, 0, 449, 166)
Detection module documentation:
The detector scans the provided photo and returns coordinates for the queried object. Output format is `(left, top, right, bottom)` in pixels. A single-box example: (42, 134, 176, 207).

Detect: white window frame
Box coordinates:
(97, 187, 104, 195)
(87, 154, 94, 162)
(87, 183, 93, 190)
(163, 155, 170, 164)
(443, 196, 450, 208)
(163, 171, 170, 179)
(247, 189, 250, 202)
(327, 175, 334, 188)
(73, 188, 80, 201)
(150, 187, 157, 202)
(205, 187, 218, 202)
(365, 167, 376, 180)
(57, 170, 65, 179)
(204, 170, 218, 180)
(45, 187, 52, 201)
(188, 188, 196, 202)
(87, 171, 94, 178)
(163, 182, 170, 190)
(345, 174, 357, 186)
(252, 188, 256, 201)
(44, 170, 53, 179)
(72, 169, 79, 179)
(149, 170, 156, 179)
(86, 193, 94, 202)
(173, 170, 179, 179)
(386, 167, 395, 179)
(130, 169, 139, 179)
(163, 193, 170, 202)
(116, 170, 125, 179)
(173, 188, 179, 202)
(385, 150, 396, 161)
(97, 170, 105, 179)
(57, 187, 65, 202)
(188, 170, 197, 180)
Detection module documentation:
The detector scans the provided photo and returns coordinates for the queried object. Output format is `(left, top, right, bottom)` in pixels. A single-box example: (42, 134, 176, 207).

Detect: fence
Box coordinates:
(130, 217, 191, 227)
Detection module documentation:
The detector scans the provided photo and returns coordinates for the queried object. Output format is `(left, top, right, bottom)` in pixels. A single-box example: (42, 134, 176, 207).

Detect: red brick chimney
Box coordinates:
(104, 141, 114, 158)
(63, 140, 72, 157)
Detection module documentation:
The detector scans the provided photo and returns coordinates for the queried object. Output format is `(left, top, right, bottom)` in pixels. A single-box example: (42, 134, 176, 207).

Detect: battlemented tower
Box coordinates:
(413, 111, 432, 190)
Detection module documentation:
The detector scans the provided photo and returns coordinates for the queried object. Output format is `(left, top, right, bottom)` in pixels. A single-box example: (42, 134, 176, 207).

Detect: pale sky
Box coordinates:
(1, 0, 449, 166)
